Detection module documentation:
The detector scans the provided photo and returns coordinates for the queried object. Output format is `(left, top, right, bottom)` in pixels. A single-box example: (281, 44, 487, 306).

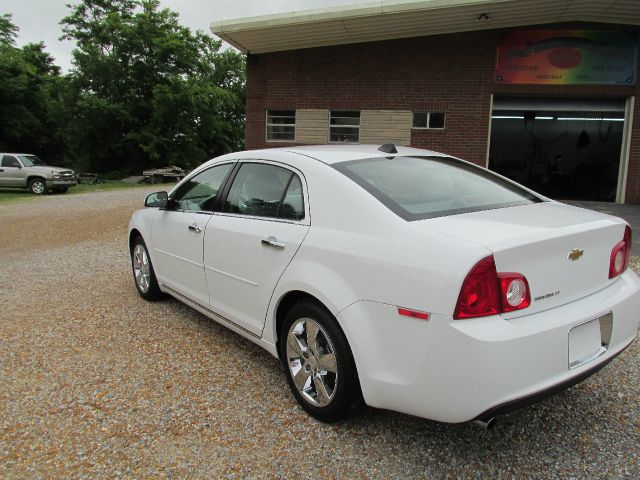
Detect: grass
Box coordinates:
(0, 181, 165, 205)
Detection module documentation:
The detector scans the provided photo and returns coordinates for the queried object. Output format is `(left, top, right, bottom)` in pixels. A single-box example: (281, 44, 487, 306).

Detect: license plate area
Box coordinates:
(568, 312, 612, 370)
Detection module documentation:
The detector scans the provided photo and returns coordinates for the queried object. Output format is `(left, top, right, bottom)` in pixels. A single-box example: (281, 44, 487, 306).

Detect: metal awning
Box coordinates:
(211, 0, 640, 54)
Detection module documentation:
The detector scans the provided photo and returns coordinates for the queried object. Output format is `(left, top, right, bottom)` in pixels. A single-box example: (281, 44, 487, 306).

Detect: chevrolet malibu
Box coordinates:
(128, 144, 640, 425)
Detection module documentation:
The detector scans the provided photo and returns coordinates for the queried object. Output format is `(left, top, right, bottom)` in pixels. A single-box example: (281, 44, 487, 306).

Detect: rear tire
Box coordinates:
(28, 178, 46, 194)
(131, 236, 165, 301)
(279, 300, 362, 422)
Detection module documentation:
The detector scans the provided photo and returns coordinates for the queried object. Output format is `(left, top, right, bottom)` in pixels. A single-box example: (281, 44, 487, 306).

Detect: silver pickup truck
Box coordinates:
(0, 153, 77, 194)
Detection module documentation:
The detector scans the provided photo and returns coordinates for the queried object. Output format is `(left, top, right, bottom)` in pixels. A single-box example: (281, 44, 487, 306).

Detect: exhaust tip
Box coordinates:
(473, 417, 497, 430)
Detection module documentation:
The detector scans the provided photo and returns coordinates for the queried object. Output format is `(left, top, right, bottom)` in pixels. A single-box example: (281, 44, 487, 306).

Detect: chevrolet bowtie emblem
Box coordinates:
(568, 248, 584, 261)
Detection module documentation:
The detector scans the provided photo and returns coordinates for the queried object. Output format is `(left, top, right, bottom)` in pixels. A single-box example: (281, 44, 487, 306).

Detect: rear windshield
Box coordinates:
(333, 156, 543, 220)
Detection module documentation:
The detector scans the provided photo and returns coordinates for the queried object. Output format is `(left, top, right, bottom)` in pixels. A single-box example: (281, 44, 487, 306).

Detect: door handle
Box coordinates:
(261, 236, 285, 250)
(188, 224, 202, 233)
(0, 169, 4, 172)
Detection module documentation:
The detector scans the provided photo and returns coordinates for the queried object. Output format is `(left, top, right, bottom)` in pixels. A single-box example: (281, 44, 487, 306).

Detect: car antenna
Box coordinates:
(378, 143, 398, 154)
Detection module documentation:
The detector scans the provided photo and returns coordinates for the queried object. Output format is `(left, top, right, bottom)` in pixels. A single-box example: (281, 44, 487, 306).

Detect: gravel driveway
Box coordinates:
(1, 189, 638, 478)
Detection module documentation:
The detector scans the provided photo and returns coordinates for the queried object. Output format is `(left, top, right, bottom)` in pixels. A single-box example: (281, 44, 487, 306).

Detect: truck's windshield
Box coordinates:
(18, 155, 47, 167)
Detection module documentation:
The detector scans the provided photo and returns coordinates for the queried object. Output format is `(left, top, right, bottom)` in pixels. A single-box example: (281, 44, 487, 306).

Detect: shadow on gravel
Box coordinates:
(156, 295, 634, 476)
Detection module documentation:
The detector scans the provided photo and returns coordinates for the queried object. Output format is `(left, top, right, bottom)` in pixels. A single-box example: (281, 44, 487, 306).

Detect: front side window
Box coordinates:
(334, 156, 542, 220)
(1, 155, 21, 168)
(224, 163, 304, 220)
(171, 163, 234, 212)
(266, 110, 296, 141)
(329, 111, 360, 143)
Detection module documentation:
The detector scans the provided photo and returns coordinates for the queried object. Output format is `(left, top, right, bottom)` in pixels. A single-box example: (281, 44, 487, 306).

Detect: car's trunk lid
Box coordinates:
(420, 201, 627, 317)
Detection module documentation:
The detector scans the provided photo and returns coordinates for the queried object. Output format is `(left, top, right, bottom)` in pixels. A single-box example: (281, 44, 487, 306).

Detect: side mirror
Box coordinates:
(145, 191, 168, 208)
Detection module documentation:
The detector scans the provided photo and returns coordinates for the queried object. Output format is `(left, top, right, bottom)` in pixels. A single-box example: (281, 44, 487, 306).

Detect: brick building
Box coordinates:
(213, 0, 640, 203)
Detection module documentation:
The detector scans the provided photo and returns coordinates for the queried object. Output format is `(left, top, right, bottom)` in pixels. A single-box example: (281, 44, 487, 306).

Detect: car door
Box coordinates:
(0, 155, 24, 187)
(204, 161, 310, 336)
(151, 162, 235, 306)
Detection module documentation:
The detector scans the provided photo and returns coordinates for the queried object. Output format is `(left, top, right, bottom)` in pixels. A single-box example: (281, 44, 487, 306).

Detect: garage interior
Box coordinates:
(489, 98, 627, 202)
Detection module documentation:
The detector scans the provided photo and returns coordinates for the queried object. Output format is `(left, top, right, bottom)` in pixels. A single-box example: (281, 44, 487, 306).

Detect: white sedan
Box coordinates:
(128, 144, 640, 426)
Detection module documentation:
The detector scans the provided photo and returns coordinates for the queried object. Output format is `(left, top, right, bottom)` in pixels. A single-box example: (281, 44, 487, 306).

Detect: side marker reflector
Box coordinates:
(398, 307, 430, 321)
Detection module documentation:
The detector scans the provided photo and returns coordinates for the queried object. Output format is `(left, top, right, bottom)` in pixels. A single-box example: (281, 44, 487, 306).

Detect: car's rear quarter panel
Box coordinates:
(337, 270, 640, 423)
(265, 156, 490, 343)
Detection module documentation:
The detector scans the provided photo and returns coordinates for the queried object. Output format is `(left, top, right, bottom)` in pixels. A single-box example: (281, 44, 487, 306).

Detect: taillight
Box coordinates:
(609, 225, 632, 279)
(498, 273, 531, 313)
(453, 256, 500, 319)
(454, 255, 530, 319)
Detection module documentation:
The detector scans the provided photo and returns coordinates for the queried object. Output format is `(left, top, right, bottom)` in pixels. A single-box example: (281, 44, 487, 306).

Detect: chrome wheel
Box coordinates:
(132, 244, 151, 293)
(30, 180, 45, 194)
(286, 317, 338, 407)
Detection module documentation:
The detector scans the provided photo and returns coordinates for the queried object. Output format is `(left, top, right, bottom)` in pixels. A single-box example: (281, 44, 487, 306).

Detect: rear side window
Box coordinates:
(333, 156, 542, 220)
(224, 163, 304, 220)
(280, 175, 304, 220)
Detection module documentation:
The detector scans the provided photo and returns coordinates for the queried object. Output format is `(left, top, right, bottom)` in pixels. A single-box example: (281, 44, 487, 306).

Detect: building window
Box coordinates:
(412, 112, 446, 129)
(266, 110, 296, 141)
(329, 111, 360, 143)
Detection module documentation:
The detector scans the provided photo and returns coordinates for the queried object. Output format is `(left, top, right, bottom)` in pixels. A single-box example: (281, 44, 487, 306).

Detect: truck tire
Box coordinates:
(28, 178, 46, 194)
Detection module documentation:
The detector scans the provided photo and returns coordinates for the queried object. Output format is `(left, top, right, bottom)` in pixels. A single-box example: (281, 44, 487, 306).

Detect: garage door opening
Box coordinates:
(489, 98, 626, 202)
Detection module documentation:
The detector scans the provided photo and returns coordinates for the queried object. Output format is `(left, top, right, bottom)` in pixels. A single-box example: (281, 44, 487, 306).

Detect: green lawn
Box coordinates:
(0, 181, 164, 205)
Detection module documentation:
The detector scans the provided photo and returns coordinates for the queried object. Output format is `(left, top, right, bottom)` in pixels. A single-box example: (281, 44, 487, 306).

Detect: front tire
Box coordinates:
(280, 300, 362, 422)
(131, 236, 164, 301)
(28, 178, 46, 194)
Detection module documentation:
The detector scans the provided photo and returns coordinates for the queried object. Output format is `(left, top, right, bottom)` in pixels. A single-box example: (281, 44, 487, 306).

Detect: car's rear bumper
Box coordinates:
(338, 270, 640, 423)
(472, 339, 630, 421)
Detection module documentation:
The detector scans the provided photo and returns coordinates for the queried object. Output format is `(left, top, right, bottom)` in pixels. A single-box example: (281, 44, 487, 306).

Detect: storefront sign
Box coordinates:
(495, 30, 637, 85)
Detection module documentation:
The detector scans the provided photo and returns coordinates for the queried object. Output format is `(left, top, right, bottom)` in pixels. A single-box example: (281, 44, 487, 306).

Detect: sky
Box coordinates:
(3, 0, 360, 71)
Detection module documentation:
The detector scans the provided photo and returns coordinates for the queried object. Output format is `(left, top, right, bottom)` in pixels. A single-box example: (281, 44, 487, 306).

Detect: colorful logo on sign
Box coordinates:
(495, 30, 638, 85)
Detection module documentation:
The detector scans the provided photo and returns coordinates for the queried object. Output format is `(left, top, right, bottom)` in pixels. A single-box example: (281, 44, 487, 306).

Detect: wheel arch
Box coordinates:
(129, 228, 143, 253)
(27, 175, 47, 189)
(275, 290, 324, 355)
(274, 288, 364, 413)
(273, 289, 357, 368)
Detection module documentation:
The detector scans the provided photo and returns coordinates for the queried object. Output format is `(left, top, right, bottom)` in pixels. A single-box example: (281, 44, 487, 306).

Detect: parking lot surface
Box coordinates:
(1, 189, 638, 478)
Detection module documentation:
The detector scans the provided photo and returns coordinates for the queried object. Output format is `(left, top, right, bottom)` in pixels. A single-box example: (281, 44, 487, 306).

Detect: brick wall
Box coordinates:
(245, 24, 640, 203)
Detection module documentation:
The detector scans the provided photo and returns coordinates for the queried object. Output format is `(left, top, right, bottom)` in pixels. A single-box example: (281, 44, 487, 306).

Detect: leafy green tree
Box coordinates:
(61, 0, 245, 174)
(0, 14, 66, 160)
(0, 13, 18, 46)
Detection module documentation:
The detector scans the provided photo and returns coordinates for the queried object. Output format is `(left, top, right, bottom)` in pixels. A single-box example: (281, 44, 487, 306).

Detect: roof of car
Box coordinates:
(278, 144, 449, 165)
(0, 153, 32, 156)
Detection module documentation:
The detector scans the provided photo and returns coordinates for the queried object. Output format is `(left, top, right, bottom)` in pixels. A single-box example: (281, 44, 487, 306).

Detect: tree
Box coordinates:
(0, 14, 67, 160)
(0, 13, 18, 46)
(60, 0, 245, 174)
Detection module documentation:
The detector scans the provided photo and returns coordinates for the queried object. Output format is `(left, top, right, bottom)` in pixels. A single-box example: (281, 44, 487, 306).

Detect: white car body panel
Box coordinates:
(128, 144, 640, 423)
(204, 213, 309, 336)
(152, 210, 212, 306)
(338, 271, 640, 423)
(424, 202, 627, 316)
